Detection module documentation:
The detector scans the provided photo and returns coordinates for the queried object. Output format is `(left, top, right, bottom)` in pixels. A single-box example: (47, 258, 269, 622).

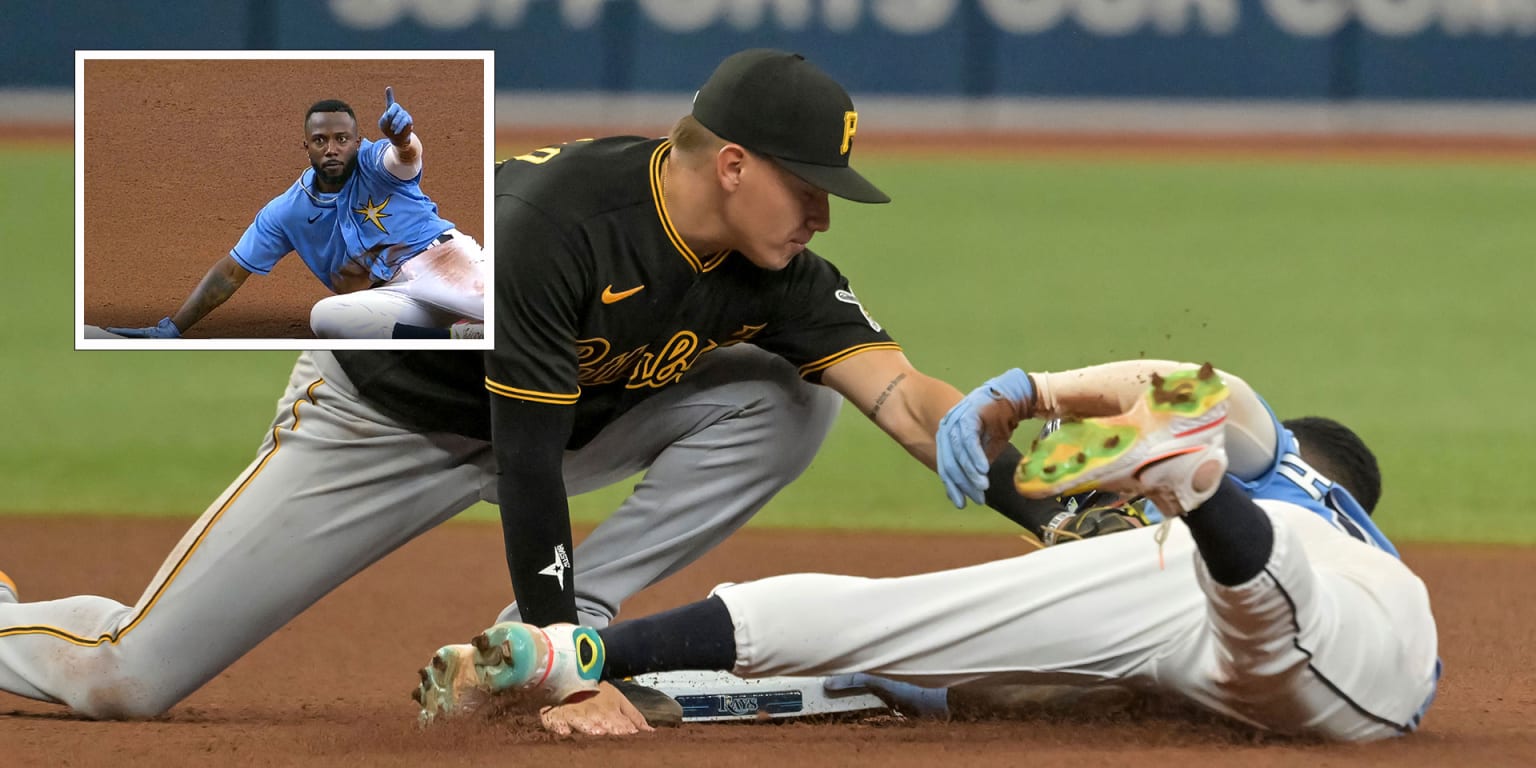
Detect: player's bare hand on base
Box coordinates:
(539, 681, 654, 736)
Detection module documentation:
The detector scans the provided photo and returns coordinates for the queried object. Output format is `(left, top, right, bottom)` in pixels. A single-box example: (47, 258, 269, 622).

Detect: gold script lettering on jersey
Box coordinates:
(575, 324, 768, 390)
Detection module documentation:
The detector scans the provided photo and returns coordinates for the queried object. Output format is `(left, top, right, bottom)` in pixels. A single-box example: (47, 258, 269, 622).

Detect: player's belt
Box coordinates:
(415, 232, 455, 255)
(369, 232, 456, 288)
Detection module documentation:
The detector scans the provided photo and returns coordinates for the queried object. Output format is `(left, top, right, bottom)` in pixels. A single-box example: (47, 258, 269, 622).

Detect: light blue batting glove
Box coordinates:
(378, 86, 413, 143)
(824, 674, 950, 719)
(106, 316, 181, 339)
(936, 368, 1034, 508)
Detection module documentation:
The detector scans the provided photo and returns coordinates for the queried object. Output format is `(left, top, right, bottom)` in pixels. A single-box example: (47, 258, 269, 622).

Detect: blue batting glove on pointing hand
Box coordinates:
(106, 316, 181, 339)
(936, 368, 1034, 508)
(378, 86, 412, 142)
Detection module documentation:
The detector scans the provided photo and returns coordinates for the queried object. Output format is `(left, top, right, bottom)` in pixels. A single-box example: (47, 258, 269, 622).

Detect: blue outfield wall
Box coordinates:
(6, 0, 1536, 100)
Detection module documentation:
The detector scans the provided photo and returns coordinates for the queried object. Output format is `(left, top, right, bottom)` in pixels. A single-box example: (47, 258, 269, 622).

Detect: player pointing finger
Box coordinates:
(379, 86, 413, 147)
(108, 87, 482, 340)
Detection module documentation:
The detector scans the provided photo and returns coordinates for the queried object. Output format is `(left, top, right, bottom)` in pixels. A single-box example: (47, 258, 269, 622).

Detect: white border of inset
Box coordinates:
(75, 49, 495, 351)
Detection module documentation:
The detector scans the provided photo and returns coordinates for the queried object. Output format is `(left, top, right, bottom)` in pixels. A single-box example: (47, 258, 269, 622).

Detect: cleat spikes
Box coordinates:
(1012, 366, 1230, 515)
(432, 655, 447, 673)
(471, 633, 491, 652)
(412, 687, 423, 704)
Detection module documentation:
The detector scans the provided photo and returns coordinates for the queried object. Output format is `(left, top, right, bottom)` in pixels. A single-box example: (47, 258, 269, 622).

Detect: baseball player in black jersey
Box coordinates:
(0, 49, 1095, 727)
(404, 49, 1107, 731)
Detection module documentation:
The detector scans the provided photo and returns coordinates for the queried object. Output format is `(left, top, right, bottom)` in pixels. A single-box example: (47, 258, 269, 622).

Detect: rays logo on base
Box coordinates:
(629, 670, 888, 722)
(675, 690, 805, 720)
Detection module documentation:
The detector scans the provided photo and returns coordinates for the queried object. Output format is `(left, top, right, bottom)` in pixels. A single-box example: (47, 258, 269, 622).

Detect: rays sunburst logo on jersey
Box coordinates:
(354, 195, 393, 233)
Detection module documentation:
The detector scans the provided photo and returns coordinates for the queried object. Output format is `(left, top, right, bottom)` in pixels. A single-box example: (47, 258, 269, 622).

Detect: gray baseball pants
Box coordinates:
(0, 346, 839, 718)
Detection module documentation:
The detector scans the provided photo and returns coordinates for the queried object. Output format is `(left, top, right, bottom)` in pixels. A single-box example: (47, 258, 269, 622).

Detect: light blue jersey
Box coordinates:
(230, 139, 454, 291)
(1233, 396, 1399, 558)
(1142, 396, 1398, 558)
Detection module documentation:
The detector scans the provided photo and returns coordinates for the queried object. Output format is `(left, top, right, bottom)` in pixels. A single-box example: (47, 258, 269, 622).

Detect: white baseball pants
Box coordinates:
(715, 503, 1439, 742)
(309, 230, 486, 338)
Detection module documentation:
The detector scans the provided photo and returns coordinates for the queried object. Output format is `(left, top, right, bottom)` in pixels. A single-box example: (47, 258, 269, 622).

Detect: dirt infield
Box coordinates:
(0, 517, 1530, 767)
(80, 59, 486, 338)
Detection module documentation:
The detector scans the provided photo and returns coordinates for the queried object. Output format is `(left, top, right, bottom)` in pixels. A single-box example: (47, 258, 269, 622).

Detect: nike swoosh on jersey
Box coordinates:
(601, 284, 645, 304)
(308, 213, 323, 223)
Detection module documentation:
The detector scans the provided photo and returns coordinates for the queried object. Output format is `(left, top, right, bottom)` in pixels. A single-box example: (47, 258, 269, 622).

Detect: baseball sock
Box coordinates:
(598, 595, 736, 679)
(1181, 477, 1275, 586)
(984, 444, 1075, 537)
(391, 322, 450, 339)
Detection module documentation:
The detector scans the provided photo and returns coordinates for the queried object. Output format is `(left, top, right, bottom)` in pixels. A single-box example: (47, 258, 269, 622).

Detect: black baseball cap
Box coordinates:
(692, 49, 890, 204)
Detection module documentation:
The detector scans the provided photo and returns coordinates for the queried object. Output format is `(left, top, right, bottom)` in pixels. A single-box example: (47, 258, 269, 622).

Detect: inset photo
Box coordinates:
(76, 51, 493, 349)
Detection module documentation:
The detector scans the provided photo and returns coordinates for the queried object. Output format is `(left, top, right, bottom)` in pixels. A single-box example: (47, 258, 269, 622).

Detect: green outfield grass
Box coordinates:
(4, 146, 1532, 543)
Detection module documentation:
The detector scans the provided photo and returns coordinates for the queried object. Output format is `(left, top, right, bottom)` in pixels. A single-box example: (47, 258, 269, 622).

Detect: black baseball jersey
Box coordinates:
(334, 136, 898, 447)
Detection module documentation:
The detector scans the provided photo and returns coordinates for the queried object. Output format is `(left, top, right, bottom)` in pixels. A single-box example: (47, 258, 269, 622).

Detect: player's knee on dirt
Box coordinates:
(67, 668, 183, 720)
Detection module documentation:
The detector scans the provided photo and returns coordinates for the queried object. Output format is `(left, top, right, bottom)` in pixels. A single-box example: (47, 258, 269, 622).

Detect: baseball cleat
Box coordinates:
(413, 623, 606, 725)
(449, 321, 484, 340)
(0, 569, 16, 603)
(1015, 363, 1230, 517)
(413, 644, 491, 725)
(471, 622, 605, 705)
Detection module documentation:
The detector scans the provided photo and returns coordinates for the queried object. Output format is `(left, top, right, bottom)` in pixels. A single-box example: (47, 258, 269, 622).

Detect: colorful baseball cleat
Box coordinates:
(470, 622, 605, 705)
(413, 623, 605, 724)
(1015, 363, 1231, 518)
(413, 644, 490, 725)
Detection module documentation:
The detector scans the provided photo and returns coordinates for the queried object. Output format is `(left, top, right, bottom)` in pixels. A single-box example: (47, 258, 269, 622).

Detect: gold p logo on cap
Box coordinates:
(841, 111, 858, 155)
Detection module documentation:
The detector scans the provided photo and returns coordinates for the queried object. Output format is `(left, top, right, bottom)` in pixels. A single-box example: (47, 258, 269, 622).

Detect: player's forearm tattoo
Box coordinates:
(866, 372, 907, 419)
(177, 270, 241, 328)
(196, 272, 240, 312)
